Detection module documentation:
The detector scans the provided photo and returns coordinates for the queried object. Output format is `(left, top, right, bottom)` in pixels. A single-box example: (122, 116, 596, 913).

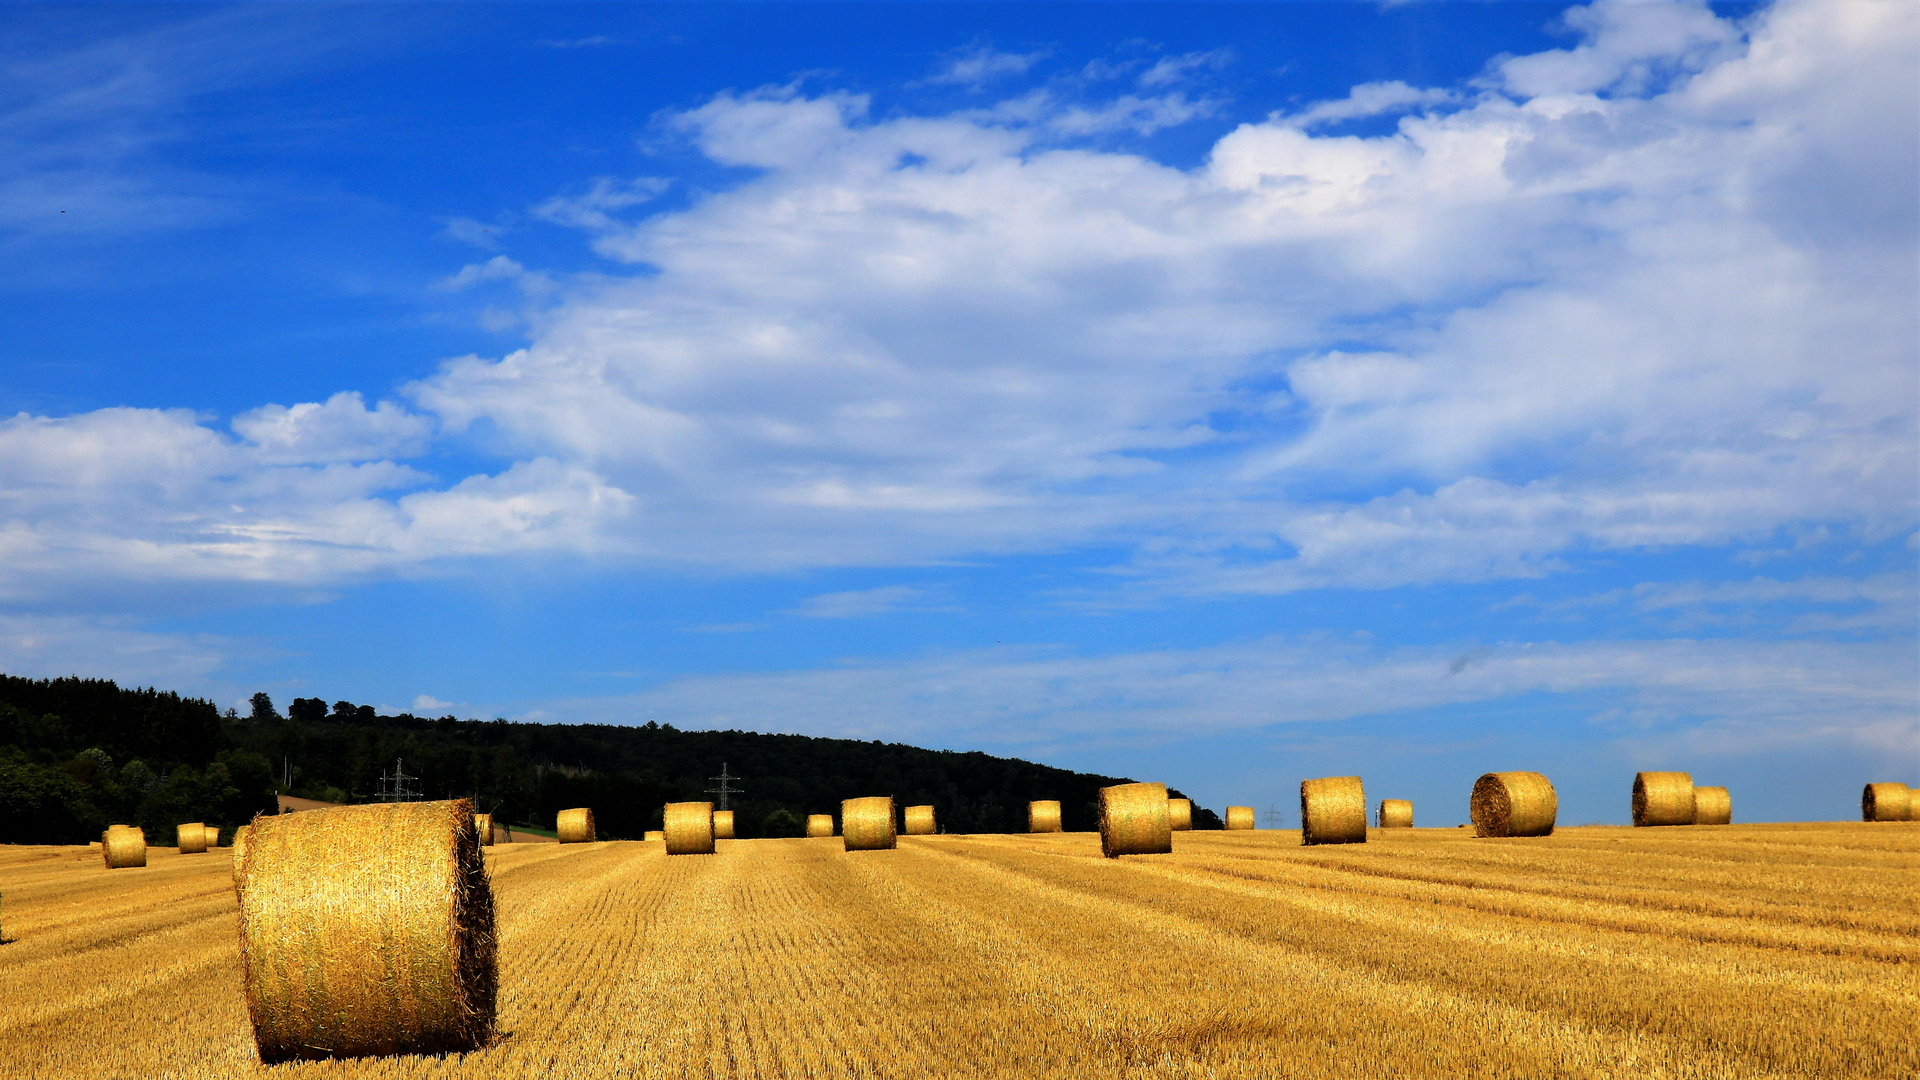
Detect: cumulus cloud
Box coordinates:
(232, 392, 433, 464)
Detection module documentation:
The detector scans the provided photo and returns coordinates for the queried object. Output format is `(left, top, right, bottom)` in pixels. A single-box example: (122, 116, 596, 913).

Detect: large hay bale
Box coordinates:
(474, 814, 493, 847)
(1300, 776, 1366, 846)
(712, 810, 735, 840)
(1862, 782, 1910, 822)
(103, 825, 146, 869)
(1632, 771, 1695, 827)
(556, 808, 595, 844)
(237, 799, 495, 1063)
(1167, 797, 1193, 831)
(1378, 799, 1414, 828)
(664, 802, 716, 855)
(1099, 782, 1171, 857)
(806, 814, 834, 838)
(643, 830, 664, 842)
(1471, 772, 1557, 837)
(1028, 800, 1063, 833)
(1224, 806, 1255, 831)
(841, 797, 897, 851)
(232, 824, 253, 888)
(903, 805, 936, 835)
(204, 825, 221, 848)
(1692, 786, 1732, 825)
(178, 822, 207, 854)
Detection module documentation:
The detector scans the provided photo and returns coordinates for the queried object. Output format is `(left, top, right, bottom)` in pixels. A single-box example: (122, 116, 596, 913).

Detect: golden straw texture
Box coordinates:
(474, 813, 493, 847)
(903, 805, 936, 835)
(176, 822, 207, 854)
(1028, 800, 1063, 833)
(556, 808, 596, 844)
(643, 830, 664, 842)
(1224, 806, 1255, 831)
(1379, 799, 1414, 828)
(1861, 782, 1909, 822)
(664, 802, 716, 856)
(231, 824, 253, 888)
(1301, 777, 1367, 846)
(806, 814, 834, 838)
(1167, 797, 1193, 831)
(102, 825, 146, 869)
(1099, 782, 1172, 858)
(204, 825, 220, 848)
(1692, 786, 1732, 825)
(1633, 772, 1696, 827)
(712, 810, 735, 840)
(1471, 772, 1558, 838)
(237, 799, 495, 1063)
(842, 797, 897, 852)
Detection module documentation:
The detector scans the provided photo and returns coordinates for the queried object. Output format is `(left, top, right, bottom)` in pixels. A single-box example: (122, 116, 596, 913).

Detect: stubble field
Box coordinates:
(0, 823, 1913, 1079)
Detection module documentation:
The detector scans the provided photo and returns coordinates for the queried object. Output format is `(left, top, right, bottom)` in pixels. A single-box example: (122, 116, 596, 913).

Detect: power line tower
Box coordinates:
(377, 758, 421, 802)
(1263, 803, 1284, 830)
(704, 762, 744, 811)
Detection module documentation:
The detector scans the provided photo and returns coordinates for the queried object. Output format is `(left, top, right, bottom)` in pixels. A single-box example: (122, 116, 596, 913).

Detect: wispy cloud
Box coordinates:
(793, 585, 939, 619)
(919, 43, 1049, 88)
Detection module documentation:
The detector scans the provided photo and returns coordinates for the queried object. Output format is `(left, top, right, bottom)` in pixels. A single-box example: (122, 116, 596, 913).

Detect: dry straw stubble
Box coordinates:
(664, 802, 716, 855)
(1300, 776, 1367, 846)
(1099, 782, 1172, 857)
(806, 814, 834, 838)
(556, 808, 595, 843)
(1861, 782, 1909, 822)
(842, 797, 897, 851)
(1471, 772, 1557, 837)
(237, 799, 496, 1063)
(1633, 772, 1696, 827)
(1692, 786, 1732, 825)
(1028, 800, 1062, 833)
(1379, 799, 1414, 828)
(103, 825, 146, 869)
(712, 810, 735, 840)
(1224, 806, 1255, 831)
(903, 805, 936, 835)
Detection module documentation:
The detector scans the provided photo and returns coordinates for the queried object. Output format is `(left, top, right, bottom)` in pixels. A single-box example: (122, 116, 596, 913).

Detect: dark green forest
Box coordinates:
(0, 675, 1220, 843)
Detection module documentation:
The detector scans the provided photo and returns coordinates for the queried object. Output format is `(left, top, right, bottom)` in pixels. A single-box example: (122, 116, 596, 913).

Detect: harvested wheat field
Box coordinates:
(0, 823, 1914, 1078)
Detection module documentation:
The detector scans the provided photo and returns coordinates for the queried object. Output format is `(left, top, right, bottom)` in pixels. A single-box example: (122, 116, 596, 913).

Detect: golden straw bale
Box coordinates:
(474, 814, 493, 847)
(1099, 782, 1172, 857)
(1471, 772, 1557, 837)
(1633, 772, 1696, 827)
(204, 825, 221, 848)
(712, 810, 735, 840)
(1378, 799, 1414, 828)
(1028, 800, 1063, 833)
(1862, 782, 1909, 822)
(237, 799, 495, 1063)
(1224, 806, 1255, 830)
(1692, 786, 1731, 825)
(103, 825, 146, 869)
(842, 797, 897, 852)
(664, 802, 716, 855)
(903, 805, 936, 835)
(643, 830, 664, 842)
(556, 808, 595, 844)
(1167, 797, 1193, 831)
(1300, 776, 1367, 846)
(232, 824, 253, 888)
(806, 814, 834, 838)
(177, 822, 207, 854)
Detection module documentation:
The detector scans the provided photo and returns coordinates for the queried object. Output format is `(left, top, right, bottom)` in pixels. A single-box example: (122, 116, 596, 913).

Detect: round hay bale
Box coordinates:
(1692, 786, 1731, 825)
(643, 830, 664, 842)
(204, 826, 221, 848)
(474, 814, 493, 847)
(712, 810, 735, 840)
(1167, 797, 1193, 831)
(1224, 806, 1255, 831)
(1300, 776, 1366, 846)
(556, 808, 595, 844)
(902, 805, 936, 835)
(1378, 799, 1414, 828)
(237, 799, 495, 1063)
(1471, 772, 1557, 837)
(103, 825, 146, 869)
(1632, 772, 1695, 827)
(177, 822, 207, 854)
(806, 814, 834, 838)
(663, 802, 716, 855)
(1862, 782, 1909, 822)
(841, 797, 896, 852)
(232, 824, 253, 888)
(1028, 800, 1063, 833)
(1099, 782, 1171, 857)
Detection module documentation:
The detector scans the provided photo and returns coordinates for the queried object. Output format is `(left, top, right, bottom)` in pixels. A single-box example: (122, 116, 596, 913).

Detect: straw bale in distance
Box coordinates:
(842, 797, 897, 851)
(903, 805, 936, 835)
(556, 808, 595, 844)
(1632, 772, 1695, 827)
(1028, 800, 1063, 833)
(1862, 782, 1909, 822)
(204, 825, 220, 848)
(664, 801, 716, 855)
(1471, 772, 1557, 837)
(1224, 806, 1255, 831)
(643, 830, 664, 842)
(1167, 797, 1193, 831)
(103, 825, 146, 869)
(177, 822, 207, 854)
(806, 814, 834, 838)
(1299, 777, 1366, 846)
(1099, 782, 1172, 857)
(1692, 786, 1731, 825)
(712, 810, 735, 840)
(1378, 799, 1414, 828)
(237, 799, 494, 1063)
(474, 813, 493, 847)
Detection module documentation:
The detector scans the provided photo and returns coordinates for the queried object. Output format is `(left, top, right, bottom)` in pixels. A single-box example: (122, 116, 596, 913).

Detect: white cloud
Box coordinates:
(920, 44, 1048, 88)
(232, 392, 433, 464)
(437, 255, 527, 291)
(793, 585, 933, 619)
(1137, 49, 1232, 89)
(1280, 80, 1459, 128)
(0, 613, 231, 688)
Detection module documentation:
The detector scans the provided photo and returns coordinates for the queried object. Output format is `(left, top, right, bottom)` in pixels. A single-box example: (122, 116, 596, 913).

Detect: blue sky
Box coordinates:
(2, 0, 1914, 825)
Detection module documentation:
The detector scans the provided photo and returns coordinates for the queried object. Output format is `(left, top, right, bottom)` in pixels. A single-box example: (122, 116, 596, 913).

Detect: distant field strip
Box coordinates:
(0, 824, 1913, 1078)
